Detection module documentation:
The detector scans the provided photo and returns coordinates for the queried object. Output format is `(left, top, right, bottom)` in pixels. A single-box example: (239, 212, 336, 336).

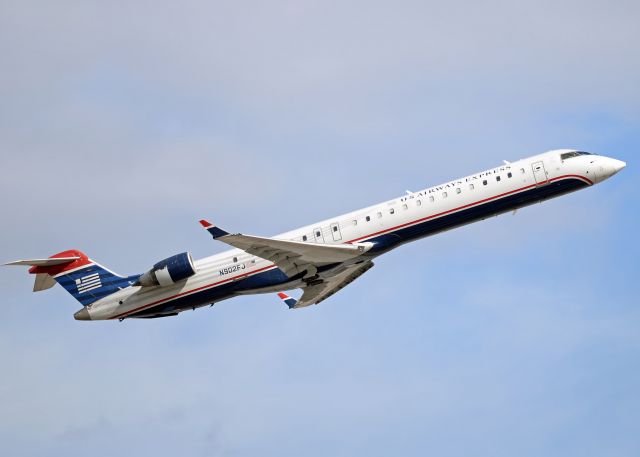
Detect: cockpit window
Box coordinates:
(561, 151, 592, 160)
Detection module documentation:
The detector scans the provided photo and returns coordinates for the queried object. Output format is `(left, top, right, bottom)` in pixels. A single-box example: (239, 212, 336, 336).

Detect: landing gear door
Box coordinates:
(532, 161, 549, 185)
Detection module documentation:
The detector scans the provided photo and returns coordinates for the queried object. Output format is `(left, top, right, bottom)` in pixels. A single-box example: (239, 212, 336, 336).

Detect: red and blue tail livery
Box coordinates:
(19, 250, 138, 307)
(5, 149, 626, 321)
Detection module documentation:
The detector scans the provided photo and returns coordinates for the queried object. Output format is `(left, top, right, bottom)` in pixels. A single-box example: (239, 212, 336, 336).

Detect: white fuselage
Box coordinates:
(83, 149, 625, 320)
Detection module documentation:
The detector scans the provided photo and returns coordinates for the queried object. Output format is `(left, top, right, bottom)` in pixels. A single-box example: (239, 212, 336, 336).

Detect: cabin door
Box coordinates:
(532, 161, 549, 185)
(330, 222, 342, 241)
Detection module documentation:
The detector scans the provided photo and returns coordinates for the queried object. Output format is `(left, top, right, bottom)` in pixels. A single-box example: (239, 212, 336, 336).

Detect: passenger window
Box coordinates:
(389, 208, 395, 214)
(302, 235, 307, 241)
(456, 188, 461, 194)
(508, 172, 512, 178)
(443, 192, 448, 198)
(316, 230, 321, 237)
(520, 168, 525, 174)
(496, 176, 501, 182)
(402, 204, 408, 210)
(483, 180, 488, 185)
(377, 212, 382, 218)
(416, 200, 422, 206)
(366, 216, 371, 222)
(233, 257, 237, 263)
(429, 196, 434, 202)
(469, 183, 475, 190)
(333, 226, 338, 232)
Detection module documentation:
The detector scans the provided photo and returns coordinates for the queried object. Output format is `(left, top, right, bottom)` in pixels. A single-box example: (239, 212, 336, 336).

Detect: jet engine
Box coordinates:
(138, 252, 197, 287)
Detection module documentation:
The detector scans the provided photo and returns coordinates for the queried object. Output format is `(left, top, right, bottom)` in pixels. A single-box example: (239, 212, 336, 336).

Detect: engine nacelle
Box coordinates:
(138, 252, 197, 287)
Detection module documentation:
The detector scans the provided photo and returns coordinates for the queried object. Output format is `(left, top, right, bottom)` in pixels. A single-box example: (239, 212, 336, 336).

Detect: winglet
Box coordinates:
(277, 292, 298, 309)
(199, 219, 229, 239)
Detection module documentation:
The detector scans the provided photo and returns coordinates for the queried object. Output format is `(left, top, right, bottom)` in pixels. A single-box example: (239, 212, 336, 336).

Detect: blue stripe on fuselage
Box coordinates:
(366, 176, 589, 253)
(125, 177, 588, 318)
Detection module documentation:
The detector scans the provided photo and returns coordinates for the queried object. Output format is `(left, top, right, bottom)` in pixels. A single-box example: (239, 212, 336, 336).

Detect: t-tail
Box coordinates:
(5, 249, 136, 307)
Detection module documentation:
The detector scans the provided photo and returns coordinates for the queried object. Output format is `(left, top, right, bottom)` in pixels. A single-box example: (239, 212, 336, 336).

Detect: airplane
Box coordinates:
(6, 149, 626, 321)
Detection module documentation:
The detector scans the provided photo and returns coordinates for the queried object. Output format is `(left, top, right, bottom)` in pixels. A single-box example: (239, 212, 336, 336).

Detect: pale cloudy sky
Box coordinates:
(1, 1, 638, 456)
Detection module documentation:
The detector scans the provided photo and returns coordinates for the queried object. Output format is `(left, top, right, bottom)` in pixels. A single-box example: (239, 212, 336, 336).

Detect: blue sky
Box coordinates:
(1, 1, 638, 456)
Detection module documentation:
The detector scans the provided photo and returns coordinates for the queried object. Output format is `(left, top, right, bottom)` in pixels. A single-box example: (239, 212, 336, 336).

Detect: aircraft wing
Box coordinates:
(278, 260, 374, 308)
(199, 220, 372, 278)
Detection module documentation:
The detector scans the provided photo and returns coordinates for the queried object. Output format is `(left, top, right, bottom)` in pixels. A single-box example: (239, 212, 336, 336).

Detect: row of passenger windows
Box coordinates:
(231, 256, 256, 264)
(300, 168, 527, 237)
(349, 170, 523, 225)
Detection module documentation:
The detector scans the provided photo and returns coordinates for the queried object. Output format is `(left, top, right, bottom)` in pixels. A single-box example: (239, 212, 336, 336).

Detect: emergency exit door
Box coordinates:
(330, 222, 342, 241)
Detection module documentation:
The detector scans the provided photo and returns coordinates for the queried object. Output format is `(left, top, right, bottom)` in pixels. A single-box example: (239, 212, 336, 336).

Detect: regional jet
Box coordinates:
(6, 150, 626, 321)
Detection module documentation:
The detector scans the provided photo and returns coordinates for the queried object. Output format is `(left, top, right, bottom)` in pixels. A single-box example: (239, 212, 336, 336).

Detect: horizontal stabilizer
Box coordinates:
(5, 249, 134, 305)
(5, 257, 80, 267)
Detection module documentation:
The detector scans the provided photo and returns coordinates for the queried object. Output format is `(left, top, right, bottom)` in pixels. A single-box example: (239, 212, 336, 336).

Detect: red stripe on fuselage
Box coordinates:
(113, 174, 591, 319)
(349, 174, 592, 243)
(111, 264, 277, 319)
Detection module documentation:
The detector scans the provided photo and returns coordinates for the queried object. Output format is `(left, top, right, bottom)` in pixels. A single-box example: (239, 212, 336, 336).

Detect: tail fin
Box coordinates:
(7, 250, 135, 306)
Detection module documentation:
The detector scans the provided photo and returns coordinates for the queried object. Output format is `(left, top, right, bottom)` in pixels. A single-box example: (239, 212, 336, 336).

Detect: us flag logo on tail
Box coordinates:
(75, 273, 102, 294)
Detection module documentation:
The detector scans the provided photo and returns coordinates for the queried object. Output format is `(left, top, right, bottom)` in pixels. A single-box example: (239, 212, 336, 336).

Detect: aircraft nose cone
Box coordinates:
(611, 159, 626, 173)
(74, 307, 90, 321)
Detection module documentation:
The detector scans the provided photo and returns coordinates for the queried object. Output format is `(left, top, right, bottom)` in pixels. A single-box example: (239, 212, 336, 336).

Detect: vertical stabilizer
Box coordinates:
(7, 250, 136, 306)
